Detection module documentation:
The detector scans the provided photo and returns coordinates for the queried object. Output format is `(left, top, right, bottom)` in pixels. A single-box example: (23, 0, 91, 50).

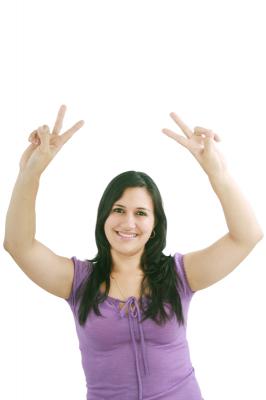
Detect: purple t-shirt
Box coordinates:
(65, 252, 203, 400)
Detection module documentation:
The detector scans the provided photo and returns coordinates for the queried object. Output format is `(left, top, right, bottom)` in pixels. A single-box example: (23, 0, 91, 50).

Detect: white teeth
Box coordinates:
(117, 231, 137, 238)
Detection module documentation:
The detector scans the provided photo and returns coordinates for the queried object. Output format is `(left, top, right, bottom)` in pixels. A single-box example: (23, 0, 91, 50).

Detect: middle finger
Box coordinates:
(52, 104, 67, 135)
(169, 112, 193, 138)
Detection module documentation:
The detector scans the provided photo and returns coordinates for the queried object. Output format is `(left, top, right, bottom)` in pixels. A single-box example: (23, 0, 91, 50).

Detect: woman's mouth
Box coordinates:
(115, 231, 138, 239)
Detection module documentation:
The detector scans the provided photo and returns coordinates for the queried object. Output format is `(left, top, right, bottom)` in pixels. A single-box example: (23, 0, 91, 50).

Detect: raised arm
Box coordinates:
(3, 105, 84, 299)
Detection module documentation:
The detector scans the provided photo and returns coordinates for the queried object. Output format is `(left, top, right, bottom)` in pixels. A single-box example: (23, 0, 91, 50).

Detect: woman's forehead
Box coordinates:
(115, 187, 154, 209)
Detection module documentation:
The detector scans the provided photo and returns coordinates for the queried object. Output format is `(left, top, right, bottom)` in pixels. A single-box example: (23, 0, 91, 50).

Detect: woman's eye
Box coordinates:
(112, 208, 146, 216)
(113, 208, 123, 213)
(137, 211, 147, 216)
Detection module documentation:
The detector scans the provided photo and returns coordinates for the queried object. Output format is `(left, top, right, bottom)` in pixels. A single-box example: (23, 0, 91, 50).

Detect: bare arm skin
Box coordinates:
(3, 105, 84, 299)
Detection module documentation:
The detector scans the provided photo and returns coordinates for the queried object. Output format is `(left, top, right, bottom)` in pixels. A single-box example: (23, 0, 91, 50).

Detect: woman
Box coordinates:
(4, 105, 263, 400)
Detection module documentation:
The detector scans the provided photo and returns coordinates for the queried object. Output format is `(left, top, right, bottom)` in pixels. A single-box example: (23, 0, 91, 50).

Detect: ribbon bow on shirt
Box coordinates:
(119, 296, 150, 400)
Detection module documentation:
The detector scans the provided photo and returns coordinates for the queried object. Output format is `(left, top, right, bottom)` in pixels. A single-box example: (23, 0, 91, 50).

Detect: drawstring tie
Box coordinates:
(119, 296, 150, 400)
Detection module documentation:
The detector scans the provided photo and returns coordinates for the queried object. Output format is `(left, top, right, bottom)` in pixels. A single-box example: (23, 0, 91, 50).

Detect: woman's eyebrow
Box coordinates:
(114, 203, 152, 211)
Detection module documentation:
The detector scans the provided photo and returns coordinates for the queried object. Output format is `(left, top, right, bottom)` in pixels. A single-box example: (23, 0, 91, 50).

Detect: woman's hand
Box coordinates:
(162, 112, 228, 178)
(19, 105, 84, 177)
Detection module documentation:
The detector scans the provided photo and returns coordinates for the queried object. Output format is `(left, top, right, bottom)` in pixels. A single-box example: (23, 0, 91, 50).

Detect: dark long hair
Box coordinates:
(75, 171, 185, 327)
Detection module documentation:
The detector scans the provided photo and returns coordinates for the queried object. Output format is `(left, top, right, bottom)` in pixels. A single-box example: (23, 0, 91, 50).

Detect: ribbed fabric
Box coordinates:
(65, 252, 203, 399)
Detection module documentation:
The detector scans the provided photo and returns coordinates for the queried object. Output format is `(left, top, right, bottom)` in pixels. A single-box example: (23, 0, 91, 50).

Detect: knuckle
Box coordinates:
(38, 125, 50, 133)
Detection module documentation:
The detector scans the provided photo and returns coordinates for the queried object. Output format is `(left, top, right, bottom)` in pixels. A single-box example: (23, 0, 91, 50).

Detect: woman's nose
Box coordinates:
(122, 213, 137, 227)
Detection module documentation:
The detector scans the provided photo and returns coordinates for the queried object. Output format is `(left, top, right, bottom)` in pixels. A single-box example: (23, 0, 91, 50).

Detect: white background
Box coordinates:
(1, 1, 265, 399)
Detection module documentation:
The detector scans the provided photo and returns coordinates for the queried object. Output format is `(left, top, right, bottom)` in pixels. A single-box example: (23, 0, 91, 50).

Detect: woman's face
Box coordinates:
(104, 187, 155, 257)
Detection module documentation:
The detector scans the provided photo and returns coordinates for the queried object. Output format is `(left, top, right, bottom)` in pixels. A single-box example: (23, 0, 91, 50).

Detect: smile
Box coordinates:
(115, 231, 138, 239)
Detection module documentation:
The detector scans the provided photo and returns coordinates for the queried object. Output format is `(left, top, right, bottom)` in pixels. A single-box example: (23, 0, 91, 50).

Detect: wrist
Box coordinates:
(18, 169, 41, 184)
(207, 168, 231, 183)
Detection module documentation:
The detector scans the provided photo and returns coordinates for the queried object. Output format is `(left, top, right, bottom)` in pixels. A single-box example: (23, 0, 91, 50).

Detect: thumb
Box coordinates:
(19, 142, 38, 170)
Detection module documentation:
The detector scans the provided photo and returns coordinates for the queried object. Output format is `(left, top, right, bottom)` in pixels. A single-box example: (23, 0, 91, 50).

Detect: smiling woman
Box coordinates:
(5, 106, 205, 400)
(75, 170, 186, 328)
(65, 169, 203, 399)
(4, 105, 263, 399)
(103, 186, 156, 273)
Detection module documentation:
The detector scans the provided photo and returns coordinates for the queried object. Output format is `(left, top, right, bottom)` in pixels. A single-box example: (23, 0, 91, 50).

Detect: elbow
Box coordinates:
(255, 228, 264, 241)
(230, 231, 264, 246)
(249, 229, 264, 243)
(3, 240, 16, 253)
(3, 240, 11, 252)
(258, 232, 264, 241)
(251, 232, 264, 245)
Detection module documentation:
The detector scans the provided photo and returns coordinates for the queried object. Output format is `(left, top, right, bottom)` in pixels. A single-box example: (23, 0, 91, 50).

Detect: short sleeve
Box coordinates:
(174, 252, 196, 299)
(64, 256, 92, 310)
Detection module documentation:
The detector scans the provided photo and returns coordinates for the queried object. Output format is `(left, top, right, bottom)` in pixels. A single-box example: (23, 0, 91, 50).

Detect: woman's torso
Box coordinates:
(99, 272, 150, 314)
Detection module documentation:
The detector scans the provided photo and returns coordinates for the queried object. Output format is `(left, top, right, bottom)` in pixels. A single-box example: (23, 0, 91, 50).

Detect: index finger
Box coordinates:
(169, 112, 193, 138)
(60, 120, 85, 144)
(52, 104, 67, 135)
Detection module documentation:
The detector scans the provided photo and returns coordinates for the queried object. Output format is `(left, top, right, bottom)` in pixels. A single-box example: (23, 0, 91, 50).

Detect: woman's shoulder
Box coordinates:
(173, 252, 196, 298)
(64, 256, 92, 307)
